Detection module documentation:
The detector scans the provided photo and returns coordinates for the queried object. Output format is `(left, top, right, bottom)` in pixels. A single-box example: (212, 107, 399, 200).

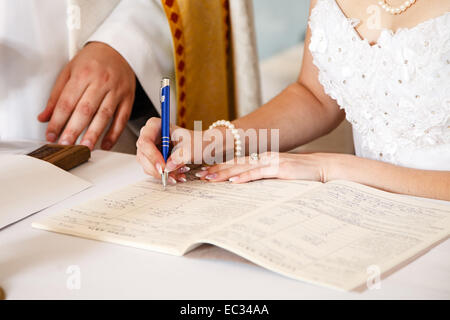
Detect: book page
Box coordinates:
(0, 155, 91, 229)
(199, 180, 450, 291)
(32, 177, 320, 255)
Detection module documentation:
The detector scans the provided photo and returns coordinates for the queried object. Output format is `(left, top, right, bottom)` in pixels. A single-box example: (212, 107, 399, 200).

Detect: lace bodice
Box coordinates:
(309, 0, 450, 170)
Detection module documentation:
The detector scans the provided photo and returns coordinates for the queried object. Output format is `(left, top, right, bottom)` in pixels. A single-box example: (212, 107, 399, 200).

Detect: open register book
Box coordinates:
(32, 176, 450, 291)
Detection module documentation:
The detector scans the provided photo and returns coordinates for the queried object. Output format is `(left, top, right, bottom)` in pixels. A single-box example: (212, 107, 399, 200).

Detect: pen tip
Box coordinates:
(161, 172, 168, 190)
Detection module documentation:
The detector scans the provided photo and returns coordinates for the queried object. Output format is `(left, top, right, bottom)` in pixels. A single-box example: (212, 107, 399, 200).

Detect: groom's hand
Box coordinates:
(38, 41, 136, 150)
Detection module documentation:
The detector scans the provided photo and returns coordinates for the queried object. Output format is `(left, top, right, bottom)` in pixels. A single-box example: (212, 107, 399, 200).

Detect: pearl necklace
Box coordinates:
(378, 0, 417, 15)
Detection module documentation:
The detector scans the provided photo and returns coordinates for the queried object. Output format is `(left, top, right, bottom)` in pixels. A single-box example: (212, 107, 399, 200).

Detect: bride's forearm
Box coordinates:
(328, 154, 450, 201)
(232, 82, 344, 153)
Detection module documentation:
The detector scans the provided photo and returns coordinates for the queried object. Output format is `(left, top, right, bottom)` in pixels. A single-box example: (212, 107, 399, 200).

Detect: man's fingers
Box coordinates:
(80, 92, 118, 150)
(101, 96, 133, 150)
(38, 66, 70, 123)
(46, 78, 89, 142)
(58, 85, 108, 145)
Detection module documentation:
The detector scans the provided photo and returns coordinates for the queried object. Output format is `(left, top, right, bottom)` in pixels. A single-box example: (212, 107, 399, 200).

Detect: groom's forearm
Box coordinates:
(329, 154, 450, 201)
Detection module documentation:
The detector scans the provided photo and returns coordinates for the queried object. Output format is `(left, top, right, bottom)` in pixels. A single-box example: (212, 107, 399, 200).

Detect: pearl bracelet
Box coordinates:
(209, 120, 242, 157)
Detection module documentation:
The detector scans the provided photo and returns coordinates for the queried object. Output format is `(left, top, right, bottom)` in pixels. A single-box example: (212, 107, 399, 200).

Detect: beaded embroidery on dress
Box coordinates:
(309, 0, 450, 170)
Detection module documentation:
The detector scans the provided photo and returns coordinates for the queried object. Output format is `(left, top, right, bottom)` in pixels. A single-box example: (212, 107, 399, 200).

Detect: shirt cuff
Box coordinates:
(84, 0, 175, 118)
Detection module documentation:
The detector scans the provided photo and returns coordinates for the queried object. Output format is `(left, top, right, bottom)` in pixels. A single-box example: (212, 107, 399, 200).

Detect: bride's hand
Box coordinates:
(197, 152, 336, 184)
(136, 117, 194, 183)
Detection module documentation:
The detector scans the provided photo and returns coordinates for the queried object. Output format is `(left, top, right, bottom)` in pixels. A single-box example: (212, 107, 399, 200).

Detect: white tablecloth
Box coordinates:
(0, 150, 449, 299)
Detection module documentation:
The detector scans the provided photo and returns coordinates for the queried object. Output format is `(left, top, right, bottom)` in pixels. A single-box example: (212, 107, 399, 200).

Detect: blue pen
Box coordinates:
(161, 78, 170, 188)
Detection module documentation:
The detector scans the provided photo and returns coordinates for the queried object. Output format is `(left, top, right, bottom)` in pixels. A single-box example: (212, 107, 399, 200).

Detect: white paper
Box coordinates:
(0, 140, 45, 155)
(32, 177, 450, 291)
(0, 154, 91, 229)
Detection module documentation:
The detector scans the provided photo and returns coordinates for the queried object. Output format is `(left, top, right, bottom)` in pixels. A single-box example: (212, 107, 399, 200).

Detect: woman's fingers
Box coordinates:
(201, 162, 234, 174)
(136, 117, 166, 169)
(229, 166, 279, 183)
(201, 163, 263, 182)
(140, 117, 162, 144)
(138, 163, 188, 185)
(137, 150, 188, 184)
(168, 170, 187, 184)
(139, 150, 322, 185)
(165, 128, 193, 172)
(136, 149, 159, 179)
(165, 146, 191, 173)
(199, 157, 263, 182)
(137, 119, 194, 177)
(200, 152, 281, 182)
(137, 138, 166, 174)
(174, 165, 190, 182)
(177, 174, 187, 183)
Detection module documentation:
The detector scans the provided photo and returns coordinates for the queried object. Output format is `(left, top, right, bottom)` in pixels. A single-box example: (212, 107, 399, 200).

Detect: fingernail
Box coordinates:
(179, 177, 187, 183)
(102, 141, 112, 150)
(179, 166, 190, 173)
(205, 174, 217, 180)
(60, 140, 70, 146)
(165, 160, 177, 172)
(47, 132, 56, 142)
(195, 171, 208, 178)
(80, 140, 93, 150)
(201, 167, 208, 171)
(168, 177, 177, 185)
(156, 163, 163, 175)
(229, 176, 239, 182)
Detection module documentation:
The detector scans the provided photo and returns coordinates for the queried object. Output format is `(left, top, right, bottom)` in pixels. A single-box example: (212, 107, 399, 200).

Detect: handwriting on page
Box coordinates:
(33, 177, 449, 290)
(202, 181, 450, 290)
(34, 177, 318, 255)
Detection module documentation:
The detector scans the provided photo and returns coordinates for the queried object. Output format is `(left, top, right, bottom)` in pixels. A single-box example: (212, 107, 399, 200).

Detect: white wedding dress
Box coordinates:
(309, 0, 450, 171)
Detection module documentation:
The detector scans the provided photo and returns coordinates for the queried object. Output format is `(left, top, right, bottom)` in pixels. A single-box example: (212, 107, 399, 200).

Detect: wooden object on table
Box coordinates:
(0, 286, 5, 300)
(28, 144, 91, 171)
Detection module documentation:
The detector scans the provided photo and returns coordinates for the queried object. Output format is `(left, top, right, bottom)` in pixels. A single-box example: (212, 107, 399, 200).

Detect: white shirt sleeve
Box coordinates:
(85, 0, 175, 118)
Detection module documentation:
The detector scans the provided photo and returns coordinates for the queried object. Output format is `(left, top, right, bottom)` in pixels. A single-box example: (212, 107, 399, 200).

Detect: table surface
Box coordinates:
(1, 150, 449, 299)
